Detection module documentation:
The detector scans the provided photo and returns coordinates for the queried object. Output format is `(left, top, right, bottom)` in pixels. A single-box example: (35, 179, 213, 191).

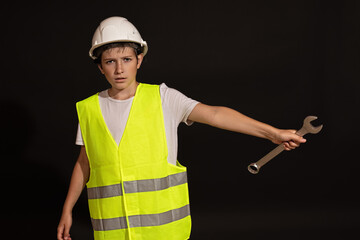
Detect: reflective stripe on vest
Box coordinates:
(91, 204, 190, 231)
(88, 171, 187, 199)
(77, 84, 191, 240)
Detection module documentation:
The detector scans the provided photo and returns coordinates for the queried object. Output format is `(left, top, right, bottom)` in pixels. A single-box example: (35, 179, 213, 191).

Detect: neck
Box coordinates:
(108, 81, 139, 100)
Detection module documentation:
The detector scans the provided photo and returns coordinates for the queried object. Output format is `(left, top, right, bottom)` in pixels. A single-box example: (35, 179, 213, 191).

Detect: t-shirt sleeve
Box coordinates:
(160, 83, 200, 126)
(75, 123, 85, 145)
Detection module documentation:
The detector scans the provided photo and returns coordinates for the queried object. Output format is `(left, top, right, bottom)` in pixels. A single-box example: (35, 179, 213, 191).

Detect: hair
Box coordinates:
(93, 42, 143, 64)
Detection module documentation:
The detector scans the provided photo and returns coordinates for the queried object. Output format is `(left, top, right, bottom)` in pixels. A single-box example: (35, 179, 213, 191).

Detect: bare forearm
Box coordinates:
(189, 104, 277, 140)
(210, 106, 277, 140)
(189, 103, 306, 149)
(62, 147, 90, 214)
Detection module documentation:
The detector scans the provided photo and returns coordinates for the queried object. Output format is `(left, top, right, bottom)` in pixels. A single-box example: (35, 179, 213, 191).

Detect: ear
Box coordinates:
(136, 53, 144, 69)
(97, 63, 105, 74)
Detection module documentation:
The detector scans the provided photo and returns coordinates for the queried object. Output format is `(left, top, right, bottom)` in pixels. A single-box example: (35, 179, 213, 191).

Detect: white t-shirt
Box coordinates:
(76, 83, 199, 165)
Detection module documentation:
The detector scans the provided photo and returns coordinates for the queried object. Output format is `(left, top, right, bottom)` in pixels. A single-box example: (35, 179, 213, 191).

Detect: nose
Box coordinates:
(115, 61, 124, 74)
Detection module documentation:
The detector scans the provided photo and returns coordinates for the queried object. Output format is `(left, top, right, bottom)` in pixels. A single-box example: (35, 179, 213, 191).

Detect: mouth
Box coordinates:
(114, 77, 126, 82)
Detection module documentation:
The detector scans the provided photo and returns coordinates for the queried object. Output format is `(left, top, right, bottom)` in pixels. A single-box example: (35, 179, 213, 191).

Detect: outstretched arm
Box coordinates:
(188, 103, 306, 150)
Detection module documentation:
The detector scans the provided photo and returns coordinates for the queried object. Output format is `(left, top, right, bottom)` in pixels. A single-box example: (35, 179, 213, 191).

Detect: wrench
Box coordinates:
(247, 116, 323, 174)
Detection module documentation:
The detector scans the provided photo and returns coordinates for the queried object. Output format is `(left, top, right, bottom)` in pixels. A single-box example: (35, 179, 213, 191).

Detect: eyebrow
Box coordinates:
(103, 56, 134, 61)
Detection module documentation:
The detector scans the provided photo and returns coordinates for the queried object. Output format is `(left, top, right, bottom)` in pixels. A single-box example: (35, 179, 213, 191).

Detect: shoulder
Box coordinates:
(159, 83, 199, 109)
(138, 82, 171, 95)
(159, 83, 185, 100)
(76, 92, 99, 109)
(159, 83, 197, 102)
(158, 83, 200, 124)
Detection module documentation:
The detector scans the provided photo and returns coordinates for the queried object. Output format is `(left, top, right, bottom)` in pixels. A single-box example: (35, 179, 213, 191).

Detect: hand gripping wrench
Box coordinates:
(248, 116, 323, 174)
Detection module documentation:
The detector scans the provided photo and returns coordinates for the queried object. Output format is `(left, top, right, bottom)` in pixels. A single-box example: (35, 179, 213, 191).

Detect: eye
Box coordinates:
(123, 57, 132, 62)
(105, 60, 115, 64)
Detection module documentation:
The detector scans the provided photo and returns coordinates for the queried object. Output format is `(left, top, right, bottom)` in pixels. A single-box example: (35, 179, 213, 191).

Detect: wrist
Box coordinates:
(262, 125, 279, 142)
(62, 203, 74, 215)
(62, 210, 73, 219)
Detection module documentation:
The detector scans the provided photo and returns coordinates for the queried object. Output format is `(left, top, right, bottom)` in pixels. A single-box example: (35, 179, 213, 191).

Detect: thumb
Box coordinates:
(287, 129, 306, 143)
(294, 132, 307, 143)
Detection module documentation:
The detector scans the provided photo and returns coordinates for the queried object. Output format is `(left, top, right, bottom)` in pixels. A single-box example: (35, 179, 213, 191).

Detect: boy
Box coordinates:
(57, 16, 305, 240)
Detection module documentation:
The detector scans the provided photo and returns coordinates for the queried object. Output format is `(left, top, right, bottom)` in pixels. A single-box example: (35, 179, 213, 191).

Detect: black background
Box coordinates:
(1, 0, 359, 239)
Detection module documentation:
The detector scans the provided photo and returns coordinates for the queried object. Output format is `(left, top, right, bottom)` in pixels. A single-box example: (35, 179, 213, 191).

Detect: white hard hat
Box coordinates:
(89, 16, 148, 59)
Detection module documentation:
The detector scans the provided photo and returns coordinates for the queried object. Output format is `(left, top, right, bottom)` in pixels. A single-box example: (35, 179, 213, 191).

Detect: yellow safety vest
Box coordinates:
(76, 83, 191, 240)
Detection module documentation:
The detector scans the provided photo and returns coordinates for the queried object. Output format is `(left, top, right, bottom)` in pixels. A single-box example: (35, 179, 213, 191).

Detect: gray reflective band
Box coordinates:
(91, 216, 128, 231)
(88, 172, 187, 199)
(124, 172, 187, 194)
(88, 183, 123, 199)
(129, 204, 190, 228)
(91, 204, 190, 231)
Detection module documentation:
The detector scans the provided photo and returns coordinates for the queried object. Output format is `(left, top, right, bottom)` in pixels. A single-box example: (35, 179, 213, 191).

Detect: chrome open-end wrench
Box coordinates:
(248, 116, 323, 174)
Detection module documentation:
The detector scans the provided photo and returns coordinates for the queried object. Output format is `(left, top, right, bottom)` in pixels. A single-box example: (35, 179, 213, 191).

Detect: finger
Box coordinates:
(289, 131, 306, 143)
(296, 136, 307, 143)
(287, 129, 306, 143)
(283, 142, 296, 150)
(283, 142, 291, 151)
(289, 141, 299, 148)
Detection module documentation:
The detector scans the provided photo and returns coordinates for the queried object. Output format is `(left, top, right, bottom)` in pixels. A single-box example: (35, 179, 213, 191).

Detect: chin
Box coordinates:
(112, 81, 133, 90)
(112, 80, 128, 86)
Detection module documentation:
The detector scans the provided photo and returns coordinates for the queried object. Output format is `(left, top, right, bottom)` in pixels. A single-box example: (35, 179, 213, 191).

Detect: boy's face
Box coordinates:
(98, 47, 143, 92)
